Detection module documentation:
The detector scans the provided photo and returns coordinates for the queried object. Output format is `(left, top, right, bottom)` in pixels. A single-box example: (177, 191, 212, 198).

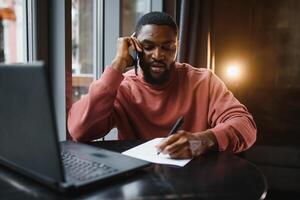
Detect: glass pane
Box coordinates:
(0, 0, 26, 63)
(120, 0, 151, 36)
(72, 0, 94, 103)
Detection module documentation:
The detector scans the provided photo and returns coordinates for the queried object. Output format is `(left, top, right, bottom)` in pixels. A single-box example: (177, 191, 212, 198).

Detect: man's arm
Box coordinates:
(156, 72, 257, 158)
(67, 36, 142, 141)
(67, 66, 123, 141)
(208, 73, 257, 153)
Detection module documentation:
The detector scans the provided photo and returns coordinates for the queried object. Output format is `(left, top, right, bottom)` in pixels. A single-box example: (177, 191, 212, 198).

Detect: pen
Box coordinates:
(157, 116, 184, 155)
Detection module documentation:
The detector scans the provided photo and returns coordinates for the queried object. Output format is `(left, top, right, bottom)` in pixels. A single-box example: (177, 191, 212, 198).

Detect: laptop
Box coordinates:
(0, 62, 150, 193)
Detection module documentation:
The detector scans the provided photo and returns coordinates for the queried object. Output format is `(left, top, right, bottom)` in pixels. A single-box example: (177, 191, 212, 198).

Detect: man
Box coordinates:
(68, 12, 256, 159)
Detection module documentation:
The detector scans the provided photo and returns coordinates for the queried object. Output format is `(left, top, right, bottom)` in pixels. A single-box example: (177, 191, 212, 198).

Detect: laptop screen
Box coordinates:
(0, 62, 64, 183)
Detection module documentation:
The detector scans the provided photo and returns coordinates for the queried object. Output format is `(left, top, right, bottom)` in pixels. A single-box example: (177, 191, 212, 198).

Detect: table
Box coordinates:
(0, 140, 267, 199)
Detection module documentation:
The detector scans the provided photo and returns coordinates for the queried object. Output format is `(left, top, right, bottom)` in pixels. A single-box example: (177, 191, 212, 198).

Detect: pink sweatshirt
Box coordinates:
(68, 62, 257, 153)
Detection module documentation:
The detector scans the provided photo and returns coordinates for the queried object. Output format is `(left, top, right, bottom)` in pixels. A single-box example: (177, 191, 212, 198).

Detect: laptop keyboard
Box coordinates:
(61, 151, 118, 182)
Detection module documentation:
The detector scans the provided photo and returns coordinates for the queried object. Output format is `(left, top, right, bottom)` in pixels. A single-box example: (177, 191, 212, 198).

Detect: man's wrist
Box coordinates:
(204, 130, 218, 151)
(111, 57, 128, 73)
(195, 130, 218, 151)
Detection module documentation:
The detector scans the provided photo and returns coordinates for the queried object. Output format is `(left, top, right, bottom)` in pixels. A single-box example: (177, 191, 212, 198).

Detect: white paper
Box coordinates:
(122, 138, 192, 167)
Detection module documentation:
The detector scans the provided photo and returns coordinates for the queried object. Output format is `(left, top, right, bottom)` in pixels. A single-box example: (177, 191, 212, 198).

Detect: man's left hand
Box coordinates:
(155, 130, 218, 159)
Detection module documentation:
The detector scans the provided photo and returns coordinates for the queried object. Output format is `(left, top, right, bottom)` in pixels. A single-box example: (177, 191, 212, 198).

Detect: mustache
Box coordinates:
(150, 61, 167, 67)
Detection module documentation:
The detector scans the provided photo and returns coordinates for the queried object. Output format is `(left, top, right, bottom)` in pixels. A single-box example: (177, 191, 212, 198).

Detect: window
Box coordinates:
(120, 0, 151, 36)
(71, 0, 94, 103)
(0, 0, 27, 63)
(71, 0, 161, 105)
(70, 0, 161, 140)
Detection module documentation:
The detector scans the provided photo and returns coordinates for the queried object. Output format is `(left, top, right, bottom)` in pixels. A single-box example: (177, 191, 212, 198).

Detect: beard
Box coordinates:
(139, 60, 174, 85)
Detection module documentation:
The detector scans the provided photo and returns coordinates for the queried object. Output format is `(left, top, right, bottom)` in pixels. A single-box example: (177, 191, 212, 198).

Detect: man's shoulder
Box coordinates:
(122, 68, 134, 77)
(175, 62, 213, 78)
(120, 68, 139, 87)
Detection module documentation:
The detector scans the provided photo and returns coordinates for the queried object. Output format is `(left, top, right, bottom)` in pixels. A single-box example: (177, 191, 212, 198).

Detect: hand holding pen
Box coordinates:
(156, 117, 218, 159)
(156, 116, 184, 155)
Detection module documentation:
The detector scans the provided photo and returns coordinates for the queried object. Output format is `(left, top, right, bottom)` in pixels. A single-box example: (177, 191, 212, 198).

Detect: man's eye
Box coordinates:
(143, 45, 155, 50)
(162, 44, 176, 51)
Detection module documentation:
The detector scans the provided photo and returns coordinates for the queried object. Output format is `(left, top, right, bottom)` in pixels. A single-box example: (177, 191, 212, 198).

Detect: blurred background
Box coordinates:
(1, 0, 300, 198)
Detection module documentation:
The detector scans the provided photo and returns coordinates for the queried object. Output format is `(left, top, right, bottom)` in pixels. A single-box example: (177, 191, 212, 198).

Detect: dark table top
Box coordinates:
(0, 140, 267, 200)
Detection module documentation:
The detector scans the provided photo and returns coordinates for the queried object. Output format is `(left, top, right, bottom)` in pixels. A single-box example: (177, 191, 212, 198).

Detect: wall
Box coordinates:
(213, 0, 300, 145)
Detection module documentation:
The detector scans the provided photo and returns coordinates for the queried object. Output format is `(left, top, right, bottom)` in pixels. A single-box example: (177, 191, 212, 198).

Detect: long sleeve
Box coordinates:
(208, 73, 257, 153)
(67, 67, 124, 141)
(68, 62, 257, 150)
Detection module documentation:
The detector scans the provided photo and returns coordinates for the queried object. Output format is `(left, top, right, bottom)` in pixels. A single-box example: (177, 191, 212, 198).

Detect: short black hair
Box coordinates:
(135, 12, 178, 36)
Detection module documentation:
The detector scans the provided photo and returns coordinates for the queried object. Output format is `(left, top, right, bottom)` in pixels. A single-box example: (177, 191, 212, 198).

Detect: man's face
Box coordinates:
(136, 25, 178, 85)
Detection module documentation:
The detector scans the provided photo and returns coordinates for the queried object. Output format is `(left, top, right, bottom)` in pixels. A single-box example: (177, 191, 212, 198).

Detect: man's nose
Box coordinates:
(152, 47, 165, 60)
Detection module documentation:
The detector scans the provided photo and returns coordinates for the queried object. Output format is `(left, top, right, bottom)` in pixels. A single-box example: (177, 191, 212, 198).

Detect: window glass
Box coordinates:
(0, 0, 26, 63)
(120, 0, 151, 36)
(69, 0, 159, 140)
(71, 0, 94, 103)
(71, 0, 153, 104)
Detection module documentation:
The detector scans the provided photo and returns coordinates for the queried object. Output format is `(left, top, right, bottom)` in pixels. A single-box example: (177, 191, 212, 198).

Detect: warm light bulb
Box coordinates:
(227, 66, 239, 77)
(226, 63, 242, 80)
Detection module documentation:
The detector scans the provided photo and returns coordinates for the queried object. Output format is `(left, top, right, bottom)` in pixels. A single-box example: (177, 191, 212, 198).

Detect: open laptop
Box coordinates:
(0, 62, 150, 193)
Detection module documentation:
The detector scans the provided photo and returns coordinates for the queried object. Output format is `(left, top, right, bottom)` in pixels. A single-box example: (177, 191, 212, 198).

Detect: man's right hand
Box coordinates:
(111, 35, 142, 73)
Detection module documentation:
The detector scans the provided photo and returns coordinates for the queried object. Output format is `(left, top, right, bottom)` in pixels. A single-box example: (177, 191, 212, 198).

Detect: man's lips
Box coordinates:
(150, 62, 166, 73)
(151, 66, 165, 73)
(151, 61, 165, 67)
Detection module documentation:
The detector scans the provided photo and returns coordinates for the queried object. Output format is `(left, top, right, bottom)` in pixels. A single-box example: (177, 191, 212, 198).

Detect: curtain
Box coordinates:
(0, 21, 4, 62)
(178, 0, 214, 69)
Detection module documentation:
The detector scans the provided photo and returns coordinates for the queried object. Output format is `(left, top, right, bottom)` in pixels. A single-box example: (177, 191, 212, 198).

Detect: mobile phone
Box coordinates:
(131, 33, 140, 76)
(133, 32, 140, 76)
(134, 51, 140, 76)
(129, 49, 139, 76)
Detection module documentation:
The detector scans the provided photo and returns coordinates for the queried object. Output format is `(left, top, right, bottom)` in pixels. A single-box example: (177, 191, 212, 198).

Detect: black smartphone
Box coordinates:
(129, 49, 139, 76)
(132, 33, 140, 76)
(134, 51, 140, 76)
